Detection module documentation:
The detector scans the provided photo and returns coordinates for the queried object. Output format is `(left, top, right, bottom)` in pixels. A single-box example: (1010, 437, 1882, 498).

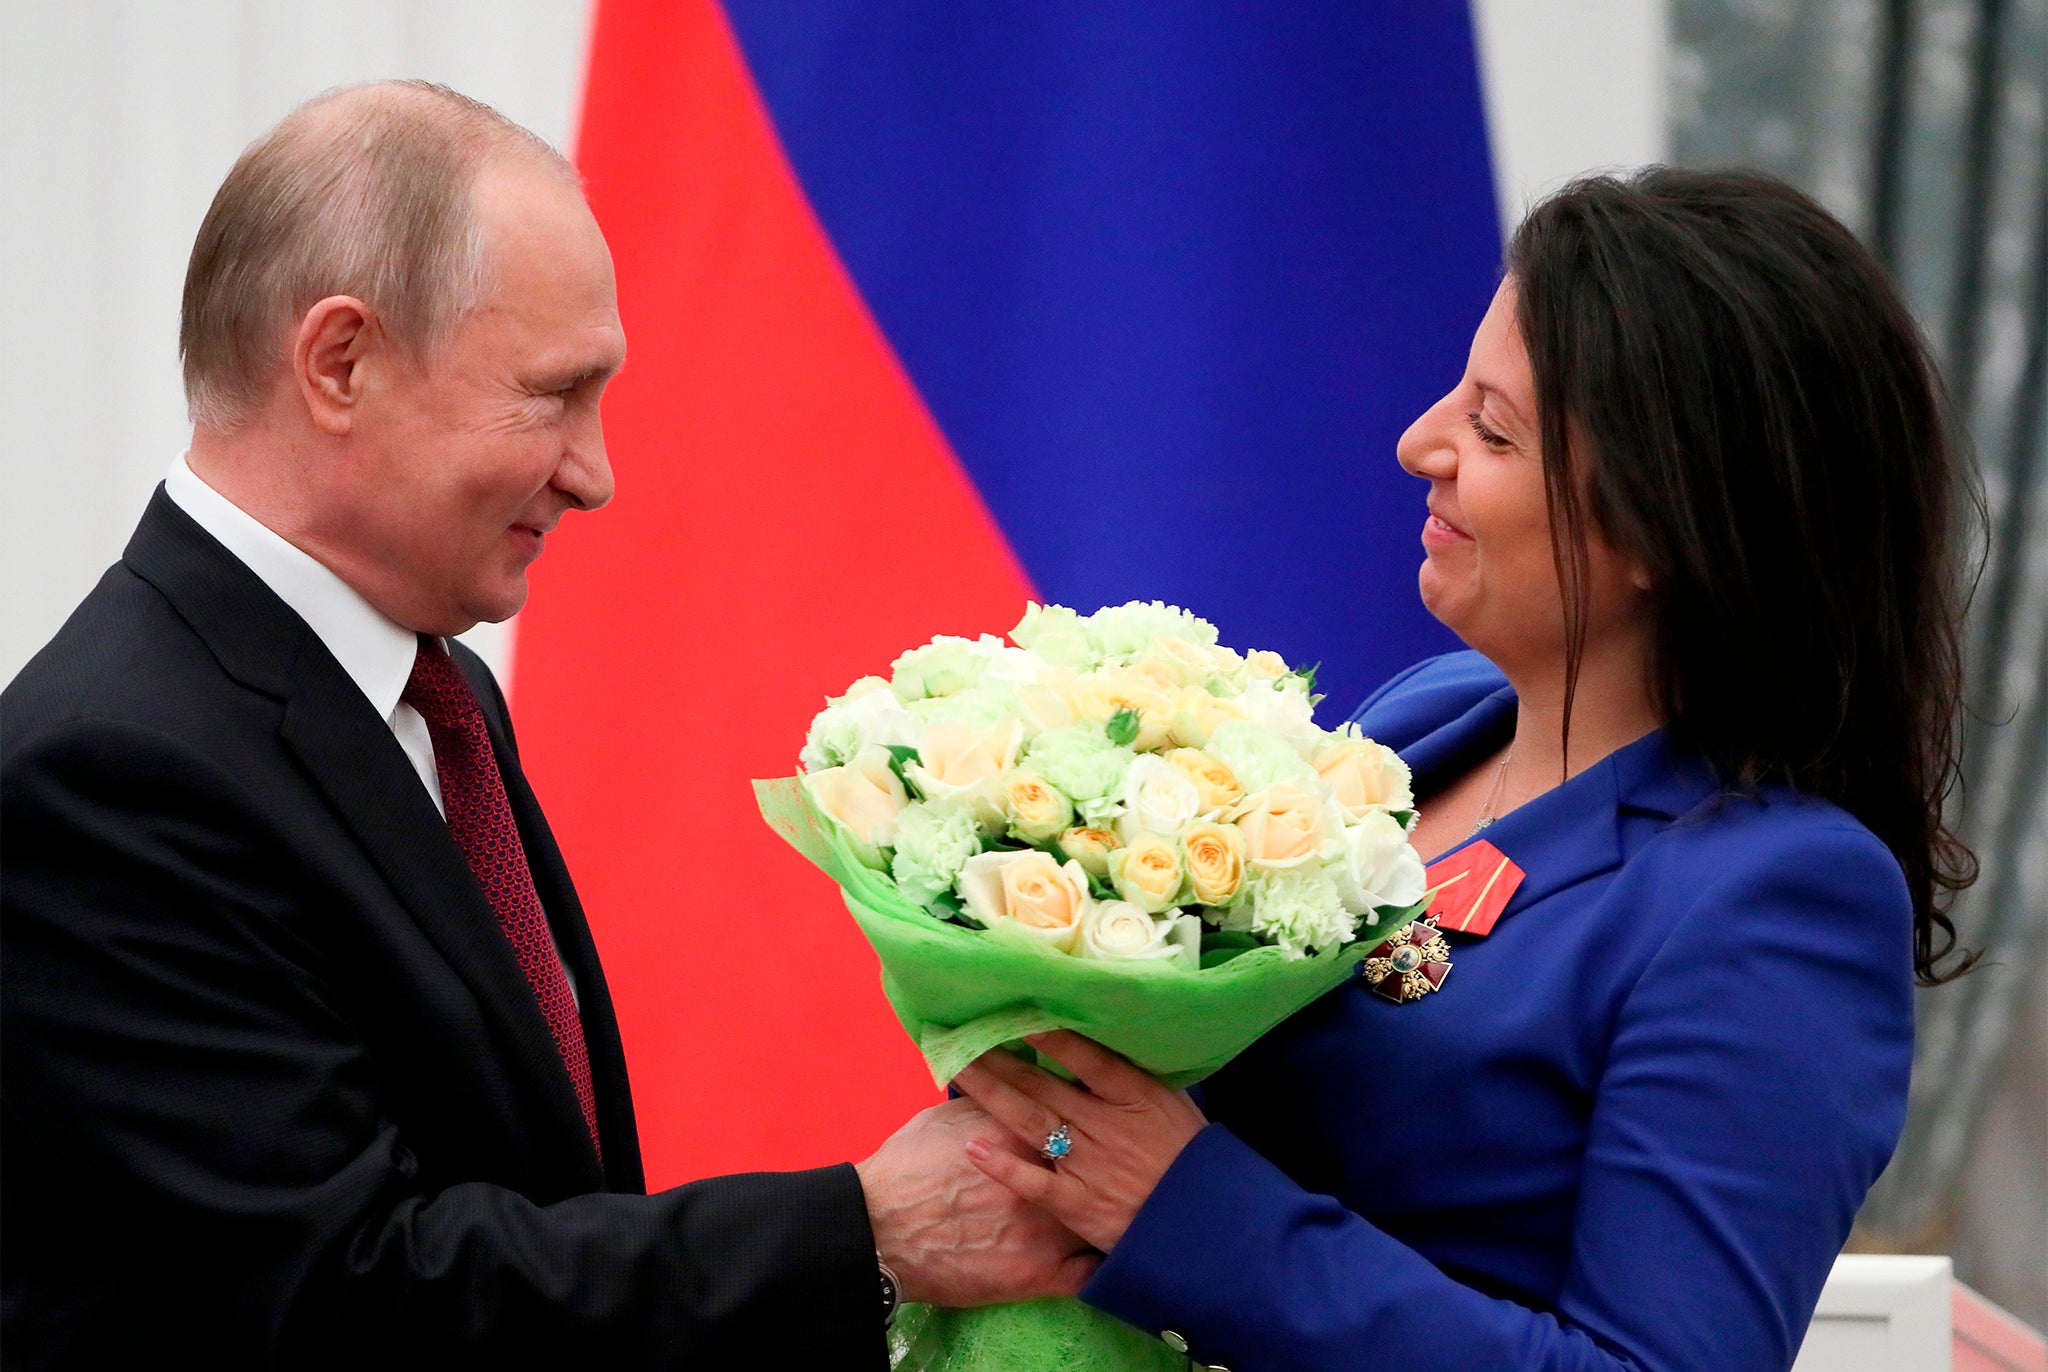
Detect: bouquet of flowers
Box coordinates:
(754, 601, 1429, 1371)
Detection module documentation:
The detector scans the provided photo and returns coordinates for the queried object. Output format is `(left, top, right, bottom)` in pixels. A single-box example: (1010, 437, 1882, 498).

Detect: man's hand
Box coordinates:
(855, 1096, 1100, 1307)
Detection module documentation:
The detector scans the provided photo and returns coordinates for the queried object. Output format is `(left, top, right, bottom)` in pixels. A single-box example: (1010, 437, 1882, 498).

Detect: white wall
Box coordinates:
(0, 0, 1666, 690)
(0, 0, 593, 689)
(1471, 0, 1671, 232)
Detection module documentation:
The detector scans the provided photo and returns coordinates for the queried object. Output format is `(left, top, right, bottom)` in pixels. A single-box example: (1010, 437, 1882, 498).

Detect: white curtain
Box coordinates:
(0, 0, 594, 689)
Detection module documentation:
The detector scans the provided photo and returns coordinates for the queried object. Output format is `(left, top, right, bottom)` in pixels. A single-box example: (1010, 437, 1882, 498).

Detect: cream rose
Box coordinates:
(956, 850, 1091, 953)
(905, 718, 1024, 828)
(1165, 747, 1244, 812)
(1077, 901, 1200, 967)
(1181, 819, 1246, 906)
(1110, 832, 1185, 913)
(1232, 781, 1329, 871)
(1165, 685, 1247, 749)
(1116, 754, 1206, 842)
(1244, 649, 1290, 681)
(1057, 826, 1118, 879)
(1002, 768, 1075, 844)
(1314, 735, 1415, 820)
(1141, 634, 1218, 689)
(805, 746, 910, 868)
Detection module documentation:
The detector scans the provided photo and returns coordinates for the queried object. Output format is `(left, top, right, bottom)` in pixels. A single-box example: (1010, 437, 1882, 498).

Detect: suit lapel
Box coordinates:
(125, 490, 603, 1185)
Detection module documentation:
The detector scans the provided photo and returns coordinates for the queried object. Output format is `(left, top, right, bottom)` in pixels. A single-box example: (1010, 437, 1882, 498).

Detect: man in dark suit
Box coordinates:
(1, 81, 1092, 1368)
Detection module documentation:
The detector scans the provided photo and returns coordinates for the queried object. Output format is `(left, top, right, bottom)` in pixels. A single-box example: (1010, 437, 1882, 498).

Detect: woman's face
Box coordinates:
(1397, 278, 1647, 671)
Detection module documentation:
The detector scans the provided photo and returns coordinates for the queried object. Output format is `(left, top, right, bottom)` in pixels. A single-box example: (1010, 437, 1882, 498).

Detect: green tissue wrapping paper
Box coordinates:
(756, 776, 1423, 1371)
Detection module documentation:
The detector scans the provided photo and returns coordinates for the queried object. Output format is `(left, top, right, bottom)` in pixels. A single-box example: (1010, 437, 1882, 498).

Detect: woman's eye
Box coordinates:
(1465, 411, 1512, 450)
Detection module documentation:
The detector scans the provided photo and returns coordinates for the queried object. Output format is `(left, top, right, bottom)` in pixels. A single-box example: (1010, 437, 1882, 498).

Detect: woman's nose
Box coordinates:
(1396, 394, 1460, 481)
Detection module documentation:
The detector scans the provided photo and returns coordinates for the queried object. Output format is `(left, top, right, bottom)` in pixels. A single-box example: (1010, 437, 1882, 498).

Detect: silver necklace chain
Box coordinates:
(1467, 743, 1515, 838)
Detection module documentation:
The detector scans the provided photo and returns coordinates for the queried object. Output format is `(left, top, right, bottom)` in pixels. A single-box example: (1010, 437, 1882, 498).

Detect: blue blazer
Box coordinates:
(1083, 652, 1915, 1371)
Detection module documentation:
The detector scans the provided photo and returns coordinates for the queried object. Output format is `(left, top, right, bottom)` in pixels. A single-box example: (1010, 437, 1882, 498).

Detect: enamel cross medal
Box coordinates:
(1361, 839, 1525, 1004)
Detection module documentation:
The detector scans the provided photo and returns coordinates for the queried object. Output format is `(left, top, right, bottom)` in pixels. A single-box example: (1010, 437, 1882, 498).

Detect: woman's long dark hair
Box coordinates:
(1510, 167, 1978, 984)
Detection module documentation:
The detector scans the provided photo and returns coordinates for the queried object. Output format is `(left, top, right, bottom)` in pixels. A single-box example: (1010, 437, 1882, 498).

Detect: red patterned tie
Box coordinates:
(403, 637, 601, 1162)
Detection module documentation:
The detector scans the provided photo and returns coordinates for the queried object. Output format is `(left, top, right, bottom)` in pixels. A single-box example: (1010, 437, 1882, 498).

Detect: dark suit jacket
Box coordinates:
(2, 491, 884, 1369)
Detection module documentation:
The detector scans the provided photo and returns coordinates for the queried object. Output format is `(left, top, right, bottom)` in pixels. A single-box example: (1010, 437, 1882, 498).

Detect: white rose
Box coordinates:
(800, 676, 923, 772)
(1235, 678, 1321, 758)
(805, 746, 910, 868)
(1336, 809, 1428, 914)
(956, 850, 1092, 954)
(1077, 901, 1200, 968)
(973, 634, 1055, 689)
(1115, 753, 1207, 843)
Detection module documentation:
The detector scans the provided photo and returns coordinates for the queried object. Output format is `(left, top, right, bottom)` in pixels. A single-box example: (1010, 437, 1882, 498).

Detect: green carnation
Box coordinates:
(1010, 603, 1100, 670)
(1024, 724, 1136, 804)
(910, 686, 1020, 731)
(1204, 720, 1318, 793)
(1084, 600, 1220, 661)
(891, 637, 989, 701)
(1247, 868, 1355, 958)
(889, 802, 983, 907)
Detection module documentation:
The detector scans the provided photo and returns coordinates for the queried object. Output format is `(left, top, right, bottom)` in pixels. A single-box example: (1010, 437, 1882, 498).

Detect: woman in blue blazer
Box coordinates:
(954, 168, 1977, 1371)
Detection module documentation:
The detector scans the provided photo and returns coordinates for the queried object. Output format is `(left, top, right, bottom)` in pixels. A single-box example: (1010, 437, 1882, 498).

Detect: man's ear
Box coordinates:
(293, 296, 377, 436)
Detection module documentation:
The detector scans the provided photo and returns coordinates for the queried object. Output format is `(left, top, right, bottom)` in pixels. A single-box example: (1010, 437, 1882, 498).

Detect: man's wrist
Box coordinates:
(876, 1252, 902, 1327)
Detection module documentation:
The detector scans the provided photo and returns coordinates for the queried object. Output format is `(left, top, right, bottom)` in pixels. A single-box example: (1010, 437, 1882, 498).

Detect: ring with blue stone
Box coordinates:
(1039, 1123, 1073, 1163)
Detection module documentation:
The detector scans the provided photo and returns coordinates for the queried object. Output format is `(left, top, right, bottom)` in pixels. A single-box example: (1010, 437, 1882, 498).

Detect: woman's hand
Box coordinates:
(951, 1030, 1207, 1253)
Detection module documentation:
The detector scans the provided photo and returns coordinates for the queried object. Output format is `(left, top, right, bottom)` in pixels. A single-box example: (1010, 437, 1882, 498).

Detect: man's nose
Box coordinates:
(557, 412, 616, 512)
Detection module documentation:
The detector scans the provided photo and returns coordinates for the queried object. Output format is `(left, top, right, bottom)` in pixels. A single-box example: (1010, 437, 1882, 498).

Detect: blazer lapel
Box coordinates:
(125, 490, 602, 1184)
(1398, 681, 1675, 937)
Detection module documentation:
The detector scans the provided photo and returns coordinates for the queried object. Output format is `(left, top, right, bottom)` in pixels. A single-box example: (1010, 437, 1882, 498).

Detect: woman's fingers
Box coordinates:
(953, 1053, 1081, 1155)
(964, 1136, 1061, 1205)
(1022, 1030, 1159, 1106)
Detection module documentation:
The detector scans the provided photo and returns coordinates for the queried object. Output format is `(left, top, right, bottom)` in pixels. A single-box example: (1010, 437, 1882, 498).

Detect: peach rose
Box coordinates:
(1181, 819, 1246, 905)
(956, 850, 1091, 953)
(1313, 736, 1414, 820)
(1057, 826, 1119, 880)
(1002, 768, 1075, 844)
(1110, 832, 1185, 913)
(1233, 781, 1328, 871)
(1165, 686, 1248, 749)
(805, 746, 910, 869)
(1165, 747, 1244, 812)
(1062, 670, 1175, 751)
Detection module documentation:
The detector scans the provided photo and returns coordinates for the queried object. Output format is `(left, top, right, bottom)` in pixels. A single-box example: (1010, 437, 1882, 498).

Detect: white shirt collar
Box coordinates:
(164, 452, 419, 721)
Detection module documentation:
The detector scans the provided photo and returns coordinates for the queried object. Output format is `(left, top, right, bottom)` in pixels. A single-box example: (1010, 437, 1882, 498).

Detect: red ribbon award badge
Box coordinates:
(1423, 839, 1525, 937)
(1360, 839, 1527, 1004)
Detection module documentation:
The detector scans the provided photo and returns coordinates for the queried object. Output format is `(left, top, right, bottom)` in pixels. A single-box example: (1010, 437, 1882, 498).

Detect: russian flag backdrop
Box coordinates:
(513, 0, 1502, 1186)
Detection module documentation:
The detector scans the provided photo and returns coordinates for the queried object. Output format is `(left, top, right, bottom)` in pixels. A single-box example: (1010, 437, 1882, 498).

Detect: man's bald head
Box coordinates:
(179, 80, 578, 430)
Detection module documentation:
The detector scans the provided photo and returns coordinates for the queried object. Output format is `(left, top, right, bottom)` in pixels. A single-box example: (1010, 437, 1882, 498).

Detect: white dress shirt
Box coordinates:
(164, 453, 577, 1003)
(166, 453, 443, 813)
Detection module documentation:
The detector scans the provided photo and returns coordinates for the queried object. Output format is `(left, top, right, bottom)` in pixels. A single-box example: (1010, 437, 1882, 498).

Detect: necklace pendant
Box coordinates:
(1361, 921, 1453, 1003)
